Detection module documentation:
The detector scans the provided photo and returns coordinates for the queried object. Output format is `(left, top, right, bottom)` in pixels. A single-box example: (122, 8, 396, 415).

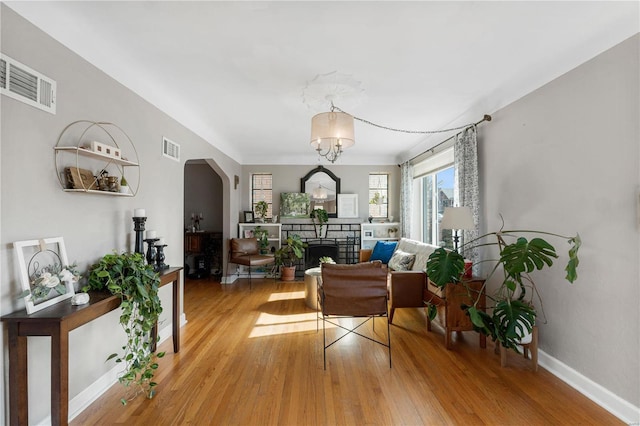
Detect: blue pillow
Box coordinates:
(370, 241, 397, 264)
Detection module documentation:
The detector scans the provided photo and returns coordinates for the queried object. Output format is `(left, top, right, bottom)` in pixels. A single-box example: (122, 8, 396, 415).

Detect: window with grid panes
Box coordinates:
(251, 173, 273, 219)
(368, 173, 388, 218)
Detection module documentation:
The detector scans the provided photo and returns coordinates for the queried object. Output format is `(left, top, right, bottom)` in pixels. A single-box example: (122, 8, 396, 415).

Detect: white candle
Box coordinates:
(146, 230, 157, 239)
(133, 208, 146, 217)
(156, 238, 165, 246)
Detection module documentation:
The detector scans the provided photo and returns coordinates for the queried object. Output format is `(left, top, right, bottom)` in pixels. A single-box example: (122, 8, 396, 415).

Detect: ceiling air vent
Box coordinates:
(0, 53, 56, 114)
(162, 137, 180, 162)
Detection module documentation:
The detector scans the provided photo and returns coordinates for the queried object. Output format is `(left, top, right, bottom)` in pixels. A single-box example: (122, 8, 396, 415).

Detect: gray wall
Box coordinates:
(0, 6, 242, 423)
(480, 34, 639, 407)
(240, 165, 400, 227)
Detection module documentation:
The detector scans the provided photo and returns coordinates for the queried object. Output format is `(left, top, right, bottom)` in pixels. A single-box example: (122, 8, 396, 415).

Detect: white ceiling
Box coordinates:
(5, 1, 639, 165)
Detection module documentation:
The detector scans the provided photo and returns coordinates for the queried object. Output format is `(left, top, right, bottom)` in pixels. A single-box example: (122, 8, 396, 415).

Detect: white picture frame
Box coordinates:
(13, 237, 76, 314)
(337, 194, 359, 218)
(364, 230, 374, 238)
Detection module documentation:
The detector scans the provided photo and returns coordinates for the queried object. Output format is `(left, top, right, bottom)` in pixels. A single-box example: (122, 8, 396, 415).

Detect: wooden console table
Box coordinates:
(1, 266, 182, 426)
(424, 277, 486, 350)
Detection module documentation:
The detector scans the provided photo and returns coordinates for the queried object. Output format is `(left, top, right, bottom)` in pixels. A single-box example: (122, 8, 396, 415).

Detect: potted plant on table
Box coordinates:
(255, 201, 268, 223)
(425, 218, 581, 355)
(275, 234, 307, 281)
(310, 208, 329, 238)
(84, 251, 164, 404)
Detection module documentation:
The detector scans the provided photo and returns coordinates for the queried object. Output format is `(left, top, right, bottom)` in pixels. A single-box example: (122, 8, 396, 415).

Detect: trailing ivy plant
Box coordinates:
(426, 219, 581, 352)
(84, 252, 164, 404)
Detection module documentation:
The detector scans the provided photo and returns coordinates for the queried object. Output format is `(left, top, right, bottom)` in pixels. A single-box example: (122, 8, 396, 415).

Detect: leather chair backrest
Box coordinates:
(321, 261, 388, 317)
(230, 238, 259, 256)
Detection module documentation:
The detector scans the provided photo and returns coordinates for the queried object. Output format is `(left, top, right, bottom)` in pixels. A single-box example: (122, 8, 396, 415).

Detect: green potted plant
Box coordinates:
(119, 175, 130, 194)
(425, 218, 581, 354)
(252, 226, 270, 254)
(255, 201, 268, 223)
(309, 208, 329, 238)
(275, 234, 307, 281)
(84, 252, 164, 404)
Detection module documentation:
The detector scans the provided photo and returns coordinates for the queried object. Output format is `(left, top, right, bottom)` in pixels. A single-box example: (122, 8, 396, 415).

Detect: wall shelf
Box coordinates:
(54, 121, 140, 196)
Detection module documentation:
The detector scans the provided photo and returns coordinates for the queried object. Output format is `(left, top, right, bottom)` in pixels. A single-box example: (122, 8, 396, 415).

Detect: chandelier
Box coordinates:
(310, 107, 355, 163)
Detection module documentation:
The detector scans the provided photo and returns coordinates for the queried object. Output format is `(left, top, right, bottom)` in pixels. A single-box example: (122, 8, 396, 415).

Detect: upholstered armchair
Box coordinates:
(227, 238, 274, 289)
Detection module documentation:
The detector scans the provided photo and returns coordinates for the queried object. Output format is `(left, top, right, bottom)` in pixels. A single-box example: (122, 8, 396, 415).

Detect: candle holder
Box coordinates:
(154, 244, 168, 271)
(133, 216, 147, 255)
(144, 238, 159, 265)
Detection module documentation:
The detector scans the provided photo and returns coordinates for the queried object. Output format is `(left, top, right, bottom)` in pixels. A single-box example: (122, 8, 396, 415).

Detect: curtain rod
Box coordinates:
(402, 114, 492, 165)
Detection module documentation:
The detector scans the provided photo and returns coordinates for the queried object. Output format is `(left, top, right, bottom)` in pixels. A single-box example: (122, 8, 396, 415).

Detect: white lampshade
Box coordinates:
(440, 206, 474, 230)
(310, 111, 355, 151)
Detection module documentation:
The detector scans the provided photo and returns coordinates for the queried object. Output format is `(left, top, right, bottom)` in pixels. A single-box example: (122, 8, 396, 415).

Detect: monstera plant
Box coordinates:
(426, 220, 581, 352)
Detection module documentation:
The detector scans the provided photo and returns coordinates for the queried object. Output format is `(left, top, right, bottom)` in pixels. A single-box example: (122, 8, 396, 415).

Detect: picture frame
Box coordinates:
(364, 230, 374, 238)
(337, 194, 358, 218)
(243, 211, 255, 223)
(244, 229, 254, 238)
(13, 237, 76, 314)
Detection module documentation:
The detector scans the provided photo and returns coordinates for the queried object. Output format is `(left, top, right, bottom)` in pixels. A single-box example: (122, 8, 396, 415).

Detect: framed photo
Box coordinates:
(337, 194, 358, 218)
(364, 230, 374, 238)
(244, 229, 254, 238)
(243, 211, 255, 223)
(13, 237, 77, 314)
(280, 192, 310, 218)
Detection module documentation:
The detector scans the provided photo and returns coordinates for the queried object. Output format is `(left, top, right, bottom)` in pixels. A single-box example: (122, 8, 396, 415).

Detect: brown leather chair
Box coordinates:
(319, 261, 391, 369)
(227, 238, 274, 289)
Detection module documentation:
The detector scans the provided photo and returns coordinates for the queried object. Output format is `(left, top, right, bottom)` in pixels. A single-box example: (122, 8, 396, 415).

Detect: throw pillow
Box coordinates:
(369, 240, 397, 264)
(388, 249, 416, 271)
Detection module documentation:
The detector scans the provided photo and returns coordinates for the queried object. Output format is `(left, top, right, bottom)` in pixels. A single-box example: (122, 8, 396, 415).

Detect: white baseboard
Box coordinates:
(66, 316, 187, 423)
(539, 349, 640, 424)
(221, 274, 237, 284)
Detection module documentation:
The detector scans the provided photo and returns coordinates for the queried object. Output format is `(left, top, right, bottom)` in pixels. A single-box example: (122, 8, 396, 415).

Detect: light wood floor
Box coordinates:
(71, 277, 622, 425)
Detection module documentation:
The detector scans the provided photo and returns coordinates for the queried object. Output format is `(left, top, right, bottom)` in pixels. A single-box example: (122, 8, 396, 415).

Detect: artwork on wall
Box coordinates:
(280, 192, 310, 218)
(13, 237, 79, 314)
(337, 194, 358, 218)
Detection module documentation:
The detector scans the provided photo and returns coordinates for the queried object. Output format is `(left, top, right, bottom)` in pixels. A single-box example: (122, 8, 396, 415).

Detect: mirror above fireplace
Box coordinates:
(300, 166, 340, 218)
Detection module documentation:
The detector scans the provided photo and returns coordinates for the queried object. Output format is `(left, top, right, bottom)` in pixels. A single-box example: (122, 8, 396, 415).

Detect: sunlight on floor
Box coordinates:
(267, 291, 305, 301)
(249, 290, 335, 338)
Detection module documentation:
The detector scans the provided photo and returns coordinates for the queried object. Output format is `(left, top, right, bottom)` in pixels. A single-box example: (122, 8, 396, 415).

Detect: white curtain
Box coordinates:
(454, 126, 480, 271)
(400, 161, 413, 237)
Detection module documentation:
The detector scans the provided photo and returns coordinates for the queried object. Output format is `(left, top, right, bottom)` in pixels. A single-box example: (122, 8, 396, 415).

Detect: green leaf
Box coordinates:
(426, 248, 465, 287)
(565, 233, 581, 283)
(467, 306, 484, 329)
(426, 304, 437, 321)
(492, 299, 536, 350)
(500, 237, 557, 277)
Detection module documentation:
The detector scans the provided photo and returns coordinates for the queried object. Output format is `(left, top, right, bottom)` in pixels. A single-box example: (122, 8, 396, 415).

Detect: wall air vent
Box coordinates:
(162, 137, 180, 162)
(0, 53, 56, 114)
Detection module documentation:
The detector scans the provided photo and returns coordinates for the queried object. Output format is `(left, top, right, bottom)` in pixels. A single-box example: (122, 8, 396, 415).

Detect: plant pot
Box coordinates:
(280, 266, 296, 281)
(314, 225, 327, 238)
(119, 185, 130, 194)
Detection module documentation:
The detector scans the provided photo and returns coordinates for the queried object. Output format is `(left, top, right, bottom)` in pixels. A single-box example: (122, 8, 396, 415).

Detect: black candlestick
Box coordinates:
(155, 244, 168, 271)
(133, 217, 147, 254)
(145, 238, 159, 265)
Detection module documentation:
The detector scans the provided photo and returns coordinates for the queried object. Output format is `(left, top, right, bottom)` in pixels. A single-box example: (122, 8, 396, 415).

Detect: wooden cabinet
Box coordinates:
(424, 278, 486, 350)
(360, 222, 400, 250)
(184, 232, 222, 278)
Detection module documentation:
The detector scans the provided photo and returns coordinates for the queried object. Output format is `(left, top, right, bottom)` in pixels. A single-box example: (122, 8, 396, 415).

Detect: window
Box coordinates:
(369, 173, 388, 218)
(421, 166, 454, 249)
(251, 173, 273, 218)
(412, 147, 455, 248)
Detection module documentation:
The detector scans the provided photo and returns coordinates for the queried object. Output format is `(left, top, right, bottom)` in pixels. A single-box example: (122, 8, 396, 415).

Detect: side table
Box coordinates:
(423, 277, 487, 350)
(304, 267, 322, 310)
(1, 266, 182, 426)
